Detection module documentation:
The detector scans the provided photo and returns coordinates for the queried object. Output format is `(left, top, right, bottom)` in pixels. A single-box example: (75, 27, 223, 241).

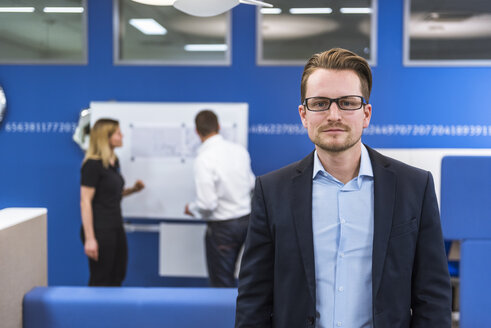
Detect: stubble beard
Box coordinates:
(311, 125, 361, 153)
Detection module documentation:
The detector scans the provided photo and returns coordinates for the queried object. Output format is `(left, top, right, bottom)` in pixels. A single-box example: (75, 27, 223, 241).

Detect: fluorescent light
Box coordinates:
(43, 7, 84, 13)
(0, 7, 35, 13)
(131, 0, 175, 5)
(184, 44, 228, 52)
(240, 0, 273, 7)
(289, 8, 332, 14)
(129, 18, 167, 35)
(261, 8, 281, 14)
(340, 7, 372, 14)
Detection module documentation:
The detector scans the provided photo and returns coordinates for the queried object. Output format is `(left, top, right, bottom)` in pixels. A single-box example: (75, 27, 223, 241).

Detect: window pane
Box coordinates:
(117, 0, 230, 65)
(0, 0, 86, 64)
(406, 0, 491, 65)
(258, 0, 376, 65)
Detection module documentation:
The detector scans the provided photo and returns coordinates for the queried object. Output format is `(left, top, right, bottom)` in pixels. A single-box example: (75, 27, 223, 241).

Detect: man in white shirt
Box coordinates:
(185, 110, 255, 287)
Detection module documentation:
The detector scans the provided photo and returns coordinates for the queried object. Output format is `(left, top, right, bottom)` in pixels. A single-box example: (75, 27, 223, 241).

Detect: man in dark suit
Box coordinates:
(235, 48, 452, 328)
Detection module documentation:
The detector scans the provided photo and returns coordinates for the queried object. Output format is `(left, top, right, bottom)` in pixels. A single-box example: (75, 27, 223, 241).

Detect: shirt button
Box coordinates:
(337, 322, 343, 327)
(340, 219, 346, 224)
(338, 286, 344, 292)
(339, 252, 345, 258)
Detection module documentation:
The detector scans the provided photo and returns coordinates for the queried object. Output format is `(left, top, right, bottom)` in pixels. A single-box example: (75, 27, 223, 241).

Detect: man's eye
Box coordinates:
(313, 101, 328, 108)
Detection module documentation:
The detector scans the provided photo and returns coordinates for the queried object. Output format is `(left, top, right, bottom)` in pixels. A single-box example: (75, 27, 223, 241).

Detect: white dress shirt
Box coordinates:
(188, 134, 255, 220)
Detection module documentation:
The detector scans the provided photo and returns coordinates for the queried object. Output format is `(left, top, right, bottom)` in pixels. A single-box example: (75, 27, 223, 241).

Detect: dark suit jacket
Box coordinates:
(236, 146, 452, 328)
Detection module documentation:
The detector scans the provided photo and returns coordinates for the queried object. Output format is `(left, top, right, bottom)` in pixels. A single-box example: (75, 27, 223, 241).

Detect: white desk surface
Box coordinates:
(0, 208, 47, 230)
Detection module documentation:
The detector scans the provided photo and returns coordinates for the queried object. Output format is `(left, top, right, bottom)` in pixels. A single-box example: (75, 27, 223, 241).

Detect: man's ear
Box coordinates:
(299, 105, 308, 128)
(363, 104, 372, 129)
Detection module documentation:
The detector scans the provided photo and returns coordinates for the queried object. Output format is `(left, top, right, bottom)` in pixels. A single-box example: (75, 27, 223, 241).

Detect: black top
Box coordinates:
(81, 159, 125, 230)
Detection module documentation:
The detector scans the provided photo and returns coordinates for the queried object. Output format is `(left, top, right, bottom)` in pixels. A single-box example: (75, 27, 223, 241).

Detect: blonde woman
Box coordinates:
(80, 118, 144, 286)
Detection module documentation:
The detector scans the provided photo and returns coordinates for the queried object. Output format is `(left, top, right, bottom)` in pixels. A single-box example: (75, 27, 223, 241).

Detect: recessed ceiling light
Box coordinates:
(129, 18, 167, 35)
(0, 7, 35, 13)
(289, 8, 332, 14)
(261, 8, 281, 14)
(340, 7, 372, 14)
(43, 7, 84, 13)
(184, 44, 228, 51)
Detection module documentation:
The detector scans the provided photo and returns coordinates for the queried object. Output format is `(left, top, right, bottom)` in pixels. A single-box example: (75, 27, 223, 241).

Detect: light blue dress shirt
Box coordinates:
(312, 144, 374, 328)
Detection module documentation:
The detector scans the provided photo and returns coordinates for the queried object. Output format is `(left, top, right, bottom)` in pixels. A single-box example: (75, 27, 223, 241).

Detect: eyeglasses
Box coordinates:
(303, 95, 367, 112)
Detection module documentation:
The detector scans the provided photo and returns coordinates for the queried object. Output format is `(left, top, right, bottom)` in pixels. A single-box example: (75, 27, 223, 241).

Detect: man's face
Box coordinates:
(299, 69, 372, 154)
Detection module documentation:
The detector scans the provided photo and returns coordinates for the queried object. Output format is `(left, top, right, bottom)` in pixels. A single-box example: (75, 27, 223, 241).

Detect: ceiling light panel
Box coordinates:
(0, 7, 35, 13)
(129, 18, 167, 35)
(289, 8, 332, 14)
(43, 7, 84, 13)
(184, 44, 228, 51)
(261, 8, 281, 14)
(340, 8, 372, 14)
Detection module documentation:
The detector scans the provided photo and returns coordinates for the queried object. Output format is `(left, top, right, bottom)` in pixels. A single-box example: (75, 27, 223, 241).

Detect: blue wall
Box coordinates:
(1, 0, 491, 286)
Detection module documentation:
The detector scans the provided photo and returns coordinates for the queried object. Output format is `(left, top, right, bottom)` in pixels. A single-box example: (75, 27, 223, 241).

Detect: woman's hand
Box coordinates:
(133, 180, 145, 192)
(122, 180, 145, 197)
(84, 238, 99, 261)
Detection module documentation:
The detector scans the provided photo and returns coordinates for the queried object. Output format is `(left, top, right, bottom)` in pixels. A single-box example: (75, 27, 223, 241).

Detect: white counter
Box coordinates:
(0, 207, 47, 328)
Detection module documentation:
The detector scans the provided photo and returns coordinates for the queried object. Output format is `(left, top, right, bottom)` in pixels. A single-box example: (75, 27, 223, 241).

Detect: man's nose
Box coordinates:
(326, 102, 342, 120)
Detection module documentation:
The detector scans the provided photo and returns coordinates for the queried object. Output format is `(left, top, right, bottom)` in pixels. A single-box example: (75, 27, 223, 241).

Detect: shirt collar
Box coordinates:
(359, 144, 374, 179)
(312, 144, 374, 183)
(199, 134, 222, 153)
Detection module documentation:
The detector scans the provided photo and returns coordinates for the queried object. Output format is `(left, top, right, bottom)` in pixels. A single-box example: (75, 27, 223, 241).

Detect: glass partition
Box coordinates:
(404, 0, 491, 66)
(116, 0, 231, 65)
(257, 0, 377, 65)
(0, 0, 86, 64)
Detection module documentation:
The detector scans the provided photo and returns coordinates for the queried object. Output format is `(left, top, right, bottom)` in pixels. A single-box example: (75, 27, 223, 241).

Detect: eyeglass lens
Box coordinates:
(307, 96, 364, 111)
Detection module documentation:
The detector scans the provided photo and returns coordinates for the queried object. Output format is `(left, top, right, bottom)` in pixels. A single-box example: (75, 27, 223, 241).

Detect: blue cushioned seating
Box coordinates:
(444, 240, 459, 277)
(23, 287, 237, 328)
(441, 156, 491, 327)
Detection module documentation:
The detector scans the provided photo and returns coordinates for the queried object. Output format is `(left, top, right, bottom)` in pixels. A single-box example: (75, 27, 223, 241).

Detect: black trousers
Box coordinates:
(205, 215, 249, 287)
(81, 227, 128, 286)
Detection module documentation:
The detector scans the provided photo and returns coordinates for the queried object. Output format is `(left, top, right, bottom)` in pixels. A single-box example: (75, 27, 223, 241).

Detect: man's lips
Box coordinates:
(320, 125, 348, 133)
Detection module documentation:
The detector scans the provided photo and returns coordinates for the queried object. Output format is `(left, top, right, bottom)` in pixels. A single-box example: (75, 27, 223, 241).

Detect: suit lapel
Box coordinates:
(291, 152, 316, 302)
(366, 146, 396, 297)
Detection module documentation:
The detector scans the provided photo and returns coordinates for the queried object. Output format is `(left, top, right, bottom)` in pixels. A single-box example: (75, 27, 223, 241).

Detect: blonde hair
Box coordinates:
(300, 48, 372, 103)
(83, 118, 120, 168)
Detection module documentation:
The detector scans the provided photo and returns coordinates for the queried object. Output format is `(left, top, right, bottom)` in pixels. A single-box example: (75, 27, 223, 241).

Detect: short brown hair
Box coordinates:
(195, 110, 219, 137)
(300, 48, 372, 103)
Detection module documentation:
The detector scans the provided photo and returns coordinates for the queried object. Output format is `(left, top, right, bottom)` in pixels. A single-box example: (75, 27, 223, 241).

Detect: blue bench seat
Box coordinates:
(23, 287, 237, 328)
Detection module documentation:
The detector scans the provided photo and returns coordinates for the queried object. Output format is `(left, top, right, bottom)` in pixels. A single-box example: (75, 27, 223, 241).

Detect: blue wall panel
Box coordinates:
(441, 156, 491, 239)
(1, 0, 491, 286)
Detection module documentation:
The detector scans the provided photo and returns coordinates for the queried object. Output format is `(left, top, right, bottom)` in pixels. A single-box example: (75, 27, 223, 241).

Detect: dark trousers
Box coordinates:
(205, 215, 249, 287)
(81, 227, 128, 286)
